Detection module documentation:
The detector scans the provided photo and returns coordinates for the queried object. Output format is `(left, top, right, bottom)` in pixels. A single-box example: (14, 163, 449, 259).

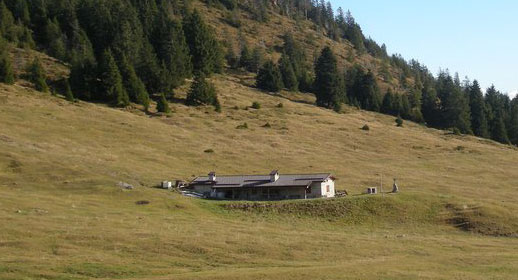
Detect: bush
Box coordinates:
(251, 101, 261, 109)
(362, 124, 370, 131)
(452, 127, 461, 135)
(396, 116, 403, 127)
(204, 149, 215, 153)
(276, 103, 284, 108)
(236, 122, 248, 129)
(262, 122, 271, 128)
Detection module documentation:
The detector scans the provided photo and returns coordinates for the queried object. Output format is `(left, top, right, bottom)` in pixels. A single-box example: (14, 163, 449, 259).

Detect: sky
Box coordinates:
(330, 0, 518, 97)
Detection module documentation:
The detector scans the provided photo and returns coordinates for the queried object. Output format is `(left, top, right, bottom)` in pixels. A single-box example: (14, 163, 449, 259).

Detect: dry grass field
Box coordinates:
(1, 66, 518, 279)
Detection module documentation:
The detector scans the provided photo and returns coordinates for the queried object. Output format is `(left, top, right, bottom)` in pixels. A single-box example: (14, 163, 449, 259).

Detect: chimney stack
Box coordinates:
(270, 170, 279, 182)
(208, 172, 216, 182)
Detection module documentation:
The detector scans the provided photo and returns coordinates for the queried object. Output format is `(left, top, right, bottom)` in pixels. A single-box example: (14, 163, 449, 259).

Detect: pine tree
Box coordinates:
(183, 10, 223, 74)
(492, 115, 510, 144)
(468, 80, 489, 138)
(64, 79, 74, 102)
(509, 98, 518, 145)
(314, 46, 344, 109)
(0, 1, 17, 42)
(256, 60, 283, 92)
(239, 43, 251, 70)
(186, 73, 219, 109)
(400, 94, 411, 119)
(249, 47, 263, 73)
(156, 92, 170, 113)
(0, 43, 15, 84)
(28, 57, 48, 92)
(151, 14, 192, 88)
(357, 70, 381, 112)
(381, 90, 395, 115)
(119, 54, 150, 110)
(98, 49, 129, 107)
(279, 53, 298, 91)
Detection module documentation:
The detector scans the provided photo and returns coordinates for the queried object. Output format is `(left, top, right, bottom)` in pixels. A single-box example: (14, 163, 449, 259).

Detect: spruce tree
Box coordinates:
(492, 115, 510, 144)
(468, 80, 489, 138)
(98, 49, 129, 107)
(119, 55, 150, 110)
(314, 46, 343, 109)
(64, 79, 74, 102)
(0, 1, 17, 42)
(509, 98, 518, 145)
(256, 60, 283, 92)
(28, 57, 48, 92)
(183, 10, 223, 74)
(156, 92, 170, 113)
(239, 43, 252, 71)
(0, 45, 14, 84)
(186, 73, 219, 109)
(381, 90, 395, 115)
(279, 53, 298, 91)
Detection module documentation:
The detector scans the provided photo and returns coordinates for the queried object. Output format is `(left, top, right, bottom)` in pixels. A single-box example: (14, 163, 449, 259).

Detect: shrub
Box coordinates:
(262, 122, 271, 128)
(452, 127, 461, 135)
(276, 102, 284, 108)
(204, 149, 215, 153)
(396, 116, 403, 127)
(236, 122, 248, 129)
(361, 124, 370, 131)
(251, 101, 261, 109)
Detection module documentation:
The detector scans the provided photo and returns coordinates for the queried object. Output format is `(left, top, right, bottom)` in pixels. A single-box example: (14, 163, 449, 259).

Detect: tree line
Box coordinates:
(0, 0, 221, 112)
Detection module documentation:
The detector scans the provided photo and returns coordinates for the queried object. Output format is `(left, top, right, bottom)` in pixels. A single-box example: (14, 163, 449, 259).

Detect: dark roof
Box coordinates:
(190, 173, 333, 189)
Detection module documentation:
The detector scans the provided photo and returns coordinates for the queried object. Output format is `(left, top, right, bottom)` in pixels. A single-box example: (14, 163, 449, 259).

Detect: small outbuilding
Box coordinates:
(187, 170, 336, 200)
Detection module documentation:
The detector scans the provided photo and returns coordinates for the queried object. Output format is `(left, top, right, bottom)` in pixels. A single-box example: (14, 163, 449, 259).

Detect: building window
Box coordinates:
(326, 185, 330, 192)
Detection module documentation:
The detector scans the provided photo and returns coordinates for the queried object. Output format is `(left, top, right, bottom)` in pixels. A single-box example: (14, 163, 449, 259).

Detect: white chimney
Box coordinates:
(270, 170, 279, 182)
(208, 172, 216, 182)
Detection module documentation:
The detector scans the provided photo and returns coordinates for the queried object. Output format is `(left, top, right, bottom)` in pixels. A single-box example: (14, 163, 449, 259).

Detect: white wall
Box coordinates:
(320, 179, 335, 198)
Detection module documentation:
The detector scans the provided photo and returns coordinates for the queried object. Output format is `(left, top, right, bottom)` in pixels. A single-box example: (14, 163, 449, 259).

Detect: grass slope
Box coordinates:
(1, 71, 518, 279)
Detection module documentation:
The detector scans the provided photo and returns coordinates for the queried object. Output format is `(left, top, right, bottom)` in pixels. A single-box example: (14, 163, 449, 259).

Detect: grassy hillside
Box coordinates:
(194, 1, 407, 93)
(1, 50, 518, 279)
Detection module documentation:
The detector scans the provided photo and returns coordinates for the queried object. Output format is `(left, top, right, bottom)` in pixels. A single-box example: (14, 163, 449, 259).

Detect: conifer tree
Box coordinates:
(0, 42, 14, 84)
(509, 98, 518, 145)
(314, 46, 343, 109)
(156, 92, 170, 113)
(381, 90, 395, 115)
(279, 53, 298, 91)
(492, 115, 510, 144)
(28, 57, 48, 92)
(183, 10, 223, 74)
(64, 79, 74, 102)
(98, 49, 128, 107)
(400, 94, 411, 119)
(468, 80, 489, 138)
(239, 43, 252, 70)
(256, 60, 283, 92)
(186, 73, 219, 109)
(119, 54, 150, 110)
(249, 47, 263, 73)
(0, 1, 17, 42)
(151, 14, 192, 88)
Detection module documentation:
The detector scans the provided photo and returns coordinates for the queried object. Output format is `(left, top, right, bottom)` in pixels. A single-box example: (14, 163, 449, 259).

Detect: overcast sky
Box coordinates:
(330, 0, 518, 97)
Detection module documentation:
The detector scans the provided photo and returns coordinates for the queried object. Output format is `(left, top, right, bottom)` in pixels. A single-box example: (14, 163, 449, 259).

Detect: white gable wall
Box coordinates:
(320, 179, 335, 198)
